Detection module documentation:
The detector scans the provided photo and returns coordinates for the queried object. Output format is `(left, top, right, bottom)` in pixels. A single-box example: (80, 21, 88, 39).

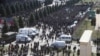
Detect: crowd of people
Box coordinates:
(0, 4, 91, 56)
(37, 4, 91, 35)
(0, 19, 80, 56)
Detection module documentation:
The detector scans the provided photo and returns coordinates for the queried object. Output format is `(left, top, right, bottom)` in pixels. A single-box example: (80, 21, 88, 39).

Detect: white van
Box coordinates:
(16, 34, 32, 42)
(18, 27, 39, 37)
(57, 33, 72, 43)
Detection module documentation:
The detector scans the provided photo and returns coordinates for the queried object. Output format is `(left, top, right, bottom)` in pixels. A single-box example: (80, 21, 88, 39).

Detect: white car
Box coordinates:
(16, 34, 32, 42)
(50, 41, 66, 50)
(57, 34, 72, 43)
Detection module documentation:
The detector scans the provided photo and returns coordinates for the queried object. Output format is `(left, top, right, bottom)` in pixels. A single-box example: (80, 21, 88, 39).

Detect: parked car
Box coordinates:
(57, 33, 72, 43)
(16, 34, 32, 43)
(50, 41, 66, 50)
(0, 32, 17, 44)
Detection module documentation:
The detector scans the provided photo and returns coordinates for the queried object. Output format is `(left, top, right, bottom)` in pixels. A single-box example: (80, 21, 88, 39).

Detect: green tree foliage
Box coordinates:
(18, 16, 24, 28)
(15, 3, 20, 12)
(2, 20, 8, 35)
(44, 0, 53, 5)
(30, 1, 34, 9)
(43, 8, 48, 17)
(36, 0, 41, 8)
(9, 25, 14, 31)
(33, 0, 41, 9)
(6, 5, 12, 16)
(11, 4, 16, 14)
(23, 2, 27, 11)
(55, 4, 59, 11)
(52, 5, 55, 12)
(44, 7, 48, 16)
(66, 0, 80, 5)
(9, 18, 19, 32)
(13, 19, 19, 32)
(29, 14, 35, 26)
(35, 10, 40, 22)
(0, 4, 7, 17)
(35, 0, 39, 8)
(39, 10, 44, 18)
(49, 6, 53, 13)
(19, 3, 24, 11)
(46, 6, 51, 15)
(27, 1, 31, 10)
(0, 0, 43, 17)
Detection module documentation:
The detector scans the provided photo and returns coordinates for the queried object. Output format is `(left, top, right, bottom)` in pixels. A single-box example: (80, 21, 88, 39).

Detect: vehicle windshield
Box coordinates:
(61, 37, 70, 39)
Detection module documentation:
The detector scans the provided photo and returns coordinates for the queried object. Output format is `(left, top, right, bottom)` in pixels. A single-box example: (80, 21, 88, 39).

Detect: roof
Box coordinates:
(16, 34, 28, 37)
(19, 27, 37, 31)
(60, 34, 71, 37)
(5, 32, 16, 35)
(79, 30, 93, 43)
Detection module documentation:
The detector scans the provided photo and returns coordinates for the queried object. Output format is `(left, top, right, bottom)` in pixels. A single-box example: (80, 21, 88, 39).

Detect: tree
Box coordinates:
(11, 4, 16, 14)
(55, 3, 59, 11)
(15, 3, 20, 12)
(36, 0, 41, 8)
(27, 1, 31, 10)
(19, 3, 24, 11)
(30, 1, 34, 9)
(33, 0, 41, 9)
(35, 10, 40, 22)
(44, 0, 53, 6)
(46, 7, 50, 15)
(52, 5, 55, 12)
(33, 0, 37, 9)
(35, 0, 39, 8)
(2, 20, 8, 35)
(29, 14, 35, 26)
(49, 6, 53, 13)
(9, 18, 19, 32)
(6, 5, 12, 16)
(39, 10, 44, 18)
(18, 16, 24, 28)
(43, 8, 48, 17)
(0, 4, 7, 17)
(23, 2, 27, 11)
(9, 25, 14, 31)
